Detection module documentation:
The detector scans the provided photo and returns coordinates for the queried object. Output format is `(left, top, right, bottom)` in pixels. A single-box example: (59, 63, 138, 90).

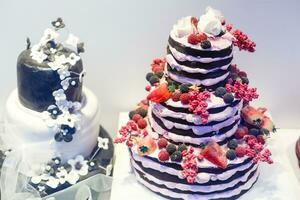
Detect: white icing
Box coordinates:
(152, 100, 242, 125)
(168, 45, 233, 63)
(5, 87, 100, 162)
(149, 113, 239, 145)
(131, 150, 255, 184)
(198, 7, 224, 36)
(172, 16, 194, 38)
(166, 54, 231, 74)
(167, 70, 230, 86)
(134, 169, 259, 200)
(132, 159, 258, 193)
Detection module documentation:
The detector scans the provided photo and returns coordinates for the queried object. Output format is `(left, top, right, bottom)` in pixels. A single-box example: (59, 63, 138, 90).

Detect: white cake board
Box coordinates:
(111, 112, 300, 200)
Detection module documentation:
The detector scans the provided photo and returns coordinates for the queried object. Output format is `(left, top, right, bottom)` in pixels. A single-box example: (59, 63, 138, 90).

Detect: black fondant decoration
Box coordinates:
(26, 37, 31, 50)
(77, 42, 85, 54)
(17, 48, 83, 112)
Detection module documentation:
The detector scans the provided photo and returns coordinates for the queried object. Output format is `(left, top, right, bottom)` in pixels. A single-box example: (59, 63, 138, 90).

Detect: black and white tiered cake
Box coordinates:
(115, 7, 275, 200)
(0, 18, 113, 199)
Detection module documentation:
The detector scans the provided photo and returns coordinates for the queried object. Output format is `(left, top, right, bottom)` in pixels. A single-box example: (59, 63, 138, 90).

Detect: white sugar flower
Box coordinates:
(56, 168, 68, 184)
(198, 7, 223, 36)
(57, 67, 71, 80)
(56, 100, 73, 112)
(98, 137, 109, 150)
(53, 89, 66, 102)
(67, 53, 80, 66)
(31, 173, 60, 189)
(30, 48, 47, 63)
(40, 28, 59, 45)
(106, 164, 113, 176)
(173, 16, 194, 38)
(61, 77, 71, 90)
(48, 54, 69, 70)
(57, 112, 81, 128)
(67, 155, 88, 185)
(66, 34, 80, 48)
(72, 101, 82, 111)
(46, 176, 60, 189)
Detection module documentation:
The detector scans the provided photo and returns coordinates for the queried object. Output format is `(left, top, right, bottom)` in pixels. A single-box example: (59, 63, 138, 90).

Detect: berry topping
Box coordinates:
(158, 150, 170, 161)
(257, 135, 265, 144)
(249, 128, 260, 136)
(241, 77, 249, 84)
(200, 40, 211, 49)
(137, 136, 157, 156)
(234, 127, 248, 139)
(170, 151, 182, 162)
(223, 93, 234, 104)
(178, 144, 187, 152)
(147, 83, 172, 103)
(149, 75, 160, 86)
(179, 84, 190, 93)
(227, 139, 238, 149)
(151, 58, 166, 73)
(215, 87, 227, 97)
(136, 108, 148, 118)
(137, 119, 147, 129)
(145, 85, 151, 91)
(201, 142, 228, 169)
(180, 93, 190, 105)
(171, 91, 181, 102)
(188, 33, 199, 45)
(157, 138, 168, 149)
(226, 149, 237, 160)
(166, 144, 177, 155)
(146, 72, 154, 81)
(235, 146, 246, 157)
(226, 82, 258, 102)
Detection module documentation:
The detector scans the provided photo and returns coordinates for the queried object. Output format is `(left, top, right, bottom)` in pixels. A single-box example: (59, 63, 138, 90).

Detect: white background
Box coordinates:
(0, 0, 299, 136)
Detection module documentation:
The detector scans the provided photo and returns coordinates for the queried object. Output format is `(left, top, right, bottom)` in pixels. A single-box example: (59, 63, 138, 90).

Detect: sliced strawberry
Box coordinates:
(147, 83, 171, 103)
(137, 135, 157, 156)
(201, 142, 228, 169)
(260, 117, 275, 132)
(241, 106, 264, 126)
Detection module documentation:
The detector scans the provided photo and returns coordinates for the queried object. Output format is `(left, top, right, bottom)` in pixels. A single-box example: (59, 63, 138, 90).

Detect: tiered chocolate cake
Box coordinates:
(115, 7, 275, 200)
(0, 18, 113, 198)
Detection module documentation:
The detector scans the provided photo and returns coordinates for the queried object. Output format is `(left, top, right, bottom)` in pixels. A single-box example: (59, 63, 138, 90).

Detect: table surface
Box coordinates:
(111, 112, 300, 200)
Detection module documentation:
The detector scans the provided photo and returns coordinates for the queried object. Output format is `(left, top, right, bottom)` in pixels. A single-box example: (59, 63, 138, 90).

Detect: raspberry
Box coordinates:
(158, 150, 170, 161)
(158, 138, 168, 149)
(137, 119, 147, 129)
(180, 93, 190, 105)
(235, 146, 246, 157)
(226, 24, 232, 31)
(188, 34, 199, 45)
(235, 127, 248, 139)
(257, 135, 265, 144)
(197, 153, 204, 161)
(132, 114, 142, 123)
(145, 85, 151, 91)
(171, 91, 181, 102)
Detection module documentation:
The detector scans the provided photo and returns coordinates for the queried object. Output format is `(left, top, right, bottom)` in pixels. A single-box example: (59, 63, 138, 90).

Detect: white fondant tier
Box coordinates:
(5, 87, 100, 162)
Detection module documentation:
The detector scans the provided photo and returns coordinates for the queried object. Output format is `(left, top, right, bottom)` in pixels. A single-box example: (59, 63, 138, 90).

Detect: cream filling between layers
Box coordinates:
(152, 100, 242, 125)
(166, 54, 231, 74)
(131, 150, 255, 184)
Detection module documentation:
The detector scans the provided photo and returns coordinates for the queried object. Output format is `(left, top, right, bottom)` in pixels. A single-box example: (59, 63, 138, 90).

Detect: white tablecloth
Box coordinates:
(111, 112, 300, 200)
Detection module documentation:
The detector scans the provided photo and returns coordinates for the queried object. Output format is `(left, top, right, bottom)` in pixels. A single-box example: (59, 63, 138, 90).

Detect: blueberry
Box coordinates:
(166, 144, 177, 155)
(227, 139, 238, 149)
(146, 72, 154, 81)
(170, 151, 182, 162)
(149, 75, 159, 86)
(63, 134, 73, 142)
(54, 132, 64, 142)
(249, 128, 260, 136)
(179, 84, 190, 93)
(223, 93, 234, 104)
(178, 144, 187, 152)
(215, 87, 227, 97)
(226, 149, 237, 160)
(200, 40, 211, 49)
(241, 77, 249, 84)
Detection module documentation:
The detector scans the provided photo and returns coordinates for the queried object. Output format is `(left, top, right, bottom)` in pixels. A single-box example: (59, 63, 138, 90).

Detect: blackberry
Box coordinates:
(178, 144, 187, 152)
(227, 139, 238, 149)
(249, 128, 260, 136)
(166, 144, 177, 155)
(200, 40, 211, 49)
(215, 87, 227, 97)
(155, 71, 164, 79)
(149, 75, 159, 86)
(226, 149, 237, 160)
(170, 151, 182, 162)
(179, 84, 190, 93)
(223, 93, 234, 104)
(241, 76, 249, 84)
(137, 108, 147, 118)
(129, 110, 136, 119)
(146, 72, 154, 81)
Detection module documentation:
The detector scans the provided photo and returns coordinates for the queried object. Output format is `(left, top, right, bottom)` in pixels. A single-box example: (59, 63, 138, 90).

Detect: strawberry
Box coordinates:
(188, 34, 199, 45)
(137, 119, 147, 129)
(234, 127, 248, 139)
(260, 117, 275, 133)
(137, 135, 157, 156)
(157, 138, 168, 149)
(158, 150, 170, 161)
(241, 106, 264, 126)
(147, 83, 171, 103)
(196, 33, 207, 42)
(171, 91, 181, 102)
(201, 142, 228, 169)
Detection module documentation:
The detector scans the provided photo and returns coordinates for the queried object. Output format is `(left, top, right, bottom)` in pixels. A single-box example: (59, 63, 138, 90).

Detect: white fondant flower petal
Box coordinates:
(66, 34, 80, 48)
(66, 171, 80, 185)
(46, 177, 60, 189)
(98, 137, 109, 150)
(57, 68, 71, 80)
(67, 53, 80, 66)
(61, 78, 71, 90)
(53, 89, 66, 102)
(40, 28, 59, 45)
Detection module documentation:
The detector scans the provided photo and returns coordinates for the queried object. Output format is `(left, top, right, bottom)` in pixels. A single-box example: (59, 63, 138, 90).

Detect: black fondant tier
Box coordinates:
(17, 48, 83, 112)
